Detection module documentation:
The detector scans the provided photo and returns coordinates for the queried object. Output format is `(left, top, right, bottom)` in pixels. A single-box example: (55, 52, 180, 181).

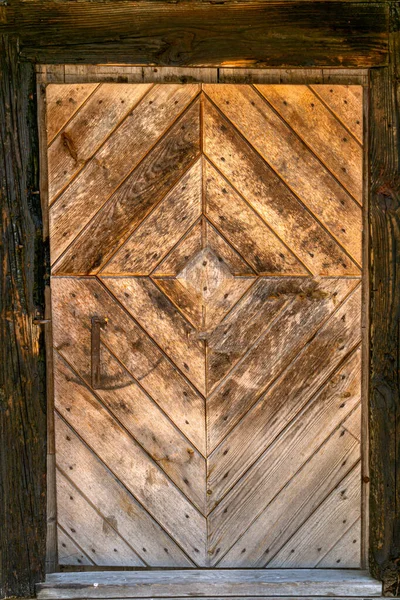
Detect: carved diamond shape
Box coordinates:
(176, 247, 234, 301)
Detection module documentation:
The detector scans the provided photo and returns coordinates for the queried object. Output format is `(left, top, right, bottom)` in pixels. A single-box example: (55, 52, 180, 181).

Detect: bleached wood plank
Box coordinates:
(102, 276, 206, 395)
(143, 67, 218, 83)
(343, 405, 362, 441)
(311, 85, 364, 144)
(55, 414, 193, 566)
(48, 84, 149, 202)
(56, 471, 145, 566)
(203, 84, 362, 265)
(46, 83, 98, 144)
(205, 160, 308, 275)
(207, 279, 360, 451)
(57, 527, 94, 567)
(64, 65, 143, 84)
(53, 99, 201, 276)
(53, 352, 207, 565)
(208, 348, 361, 541)
(103, 159, 202, 274)
(50, 84, 199, 264)
(51, 276, 206, 454)
(217, 423, 360, 567)
(37, 569, 382, 599)
(317, 518, 362, 568)
(62, 342, 206, 512)
(256, 85, 363, 203)
(268, 461, 361, 567)
(203, 97, 360, 276)
(208, 290, 361, 506)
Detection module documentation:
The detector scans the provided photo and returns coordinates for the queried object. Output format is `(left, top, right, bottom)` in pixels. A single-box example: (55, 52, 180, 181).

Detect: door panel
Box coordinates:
(48, 83, 363, 568)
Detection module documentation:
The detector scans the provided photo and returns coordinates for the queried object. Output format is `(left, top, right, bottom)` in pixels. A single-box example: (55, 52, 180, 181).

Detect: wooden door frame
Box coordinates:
(0, 3, 399, 597)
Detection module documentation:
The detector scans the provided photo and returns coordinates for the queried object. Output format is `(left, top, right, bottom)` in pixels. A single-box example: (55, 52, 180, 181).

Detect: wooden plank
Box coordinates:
(49, 84, 199, 264)
(0, 35, 47, 598)
(51, 276, 206, 456)
(57, 527, 94, 567)
(64, 65, 143, 84)
(101, 276, 206, 395)
(206, 279, 291, 393)
(317, 518, 362, 568)
(36, 569, 382, 599)
(207, 278, 360, 451)
(53, 351, 207, 565)
(2, 2, 389, 67)
(46, 83, 98, 144)
(203, 85, 362, 265)
(208, 356, 362, 559)
(53, 99, 201, 275)
(143, 67, 218, 83)
(369, 6, 400, 589)
(173, 246, 256, 335)
(204, 160, 309, 275)
(208, 287, 361, 494)
(203, 97, 360, 276)
(343, 404, 362, 441)
(153, 220, 203, 277)
(268, 462, 361, 567)
(55, 414, 193, 567)
(217, 422, 360, 567)
(256, 84, 363, 202)
(56, 470, 145, 566)
(208, 343, 362, 517)
(35, 64, 65, 84)
(48, 84, 148, 202)
(205, 221, 256, 276)
(310, 84, 364, 144)
(219, 68, 368, 85)
(103, 159, 202, 275)
(70, 342, 207, 512)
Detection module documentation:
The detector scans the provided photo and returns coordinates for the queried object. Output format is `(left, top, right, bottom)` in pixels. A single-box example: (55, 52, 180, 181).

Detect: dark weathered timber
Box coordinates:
(0, 1, 389, 67)
(0, 35, 46, 597)
(369, 3, 400, 593)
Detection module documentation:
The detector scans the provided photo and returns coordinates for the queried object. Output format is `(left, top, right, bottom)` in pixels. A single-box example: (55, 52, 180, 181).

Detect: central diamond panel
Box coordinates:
(176, 247, 234, 302)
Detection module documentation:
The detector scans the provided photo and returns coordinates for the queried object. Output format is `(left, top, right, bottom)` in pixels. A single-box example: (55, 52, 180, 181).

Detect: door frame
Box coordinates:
(0, 3, 399, 596)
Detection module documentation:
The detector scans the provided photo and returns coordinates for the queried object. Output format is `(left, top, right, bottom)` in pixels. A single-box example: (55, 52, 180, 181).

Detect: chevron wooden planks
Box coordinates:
(48, 83, 364, 568)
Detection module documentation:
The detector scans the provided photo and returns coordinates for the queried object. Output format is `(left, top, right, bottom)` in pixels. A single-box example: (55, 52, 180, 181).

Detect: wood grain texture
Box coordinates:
(369, 5, 400, 590)
(46, 83, 98, 144)
(204, 85, 362, 265)
(55, 414, 194, 567)
(36, 569, 382, 599)
(0, 2, 389, 67)
(48, 84, 146, 202)
(310, 84, 364, 144)
(0, 35, 46, 598)
(203, 97, 360, 276)
(49, 84, 199, 264)
(256, 85, 363, 202)
(49, 83, 363, 570)
(54, 100, 201, 275)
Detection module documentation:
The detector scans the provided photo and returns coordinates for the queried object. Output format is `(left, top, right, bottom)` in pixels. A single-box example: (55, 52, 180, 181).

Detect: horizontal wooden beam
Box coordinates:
(0, 1, 389, 67)
(37, 569, 382, 599)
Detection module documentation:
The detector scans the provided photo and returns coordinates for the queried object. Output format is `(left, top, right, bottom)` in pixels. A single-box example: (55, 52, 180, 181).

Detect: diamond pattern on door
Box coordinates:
(48, 83, 363, 568)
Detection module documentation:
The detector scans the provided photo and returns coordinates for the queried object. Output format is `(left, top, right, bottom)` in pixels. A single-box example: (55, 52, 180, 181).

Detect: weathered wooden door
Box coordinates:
(47, 82, 364, 569)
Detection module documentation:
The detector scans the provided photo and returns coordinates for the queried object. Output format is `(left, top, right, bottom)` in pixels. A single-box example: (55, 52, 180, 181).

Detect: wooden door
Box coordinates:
(47, 82, 364, 569)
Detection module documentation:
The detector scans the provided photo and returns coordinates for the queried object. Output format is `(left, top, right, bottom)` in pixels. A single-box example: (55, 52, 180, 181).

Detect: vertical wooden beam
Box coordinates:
(369, 3, 400, 593)
(0, 35, 47, 597)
